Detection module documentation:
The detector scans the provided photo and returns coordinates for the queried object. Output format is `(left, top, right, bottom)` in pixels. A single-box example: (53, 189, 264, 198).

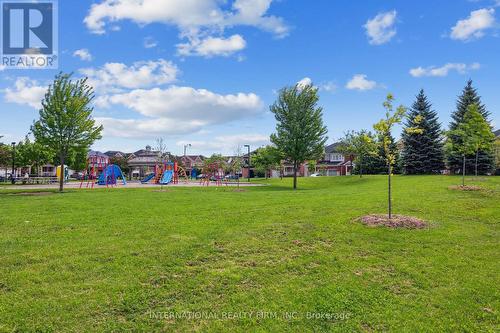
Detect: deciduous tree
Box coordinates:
(270, 83, 328, 189)
(446, 104, 495, 185)
(373, 94, 406, 219)
(32, 73, 103, 192)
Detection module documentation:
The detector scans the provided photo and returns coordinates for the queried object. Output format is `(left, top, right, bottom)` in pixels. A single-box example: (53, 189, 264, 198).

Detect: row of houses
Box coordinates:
(102, 143, 353, 179)
(0, 143, 355, 179)
(4, 129, 500, 179)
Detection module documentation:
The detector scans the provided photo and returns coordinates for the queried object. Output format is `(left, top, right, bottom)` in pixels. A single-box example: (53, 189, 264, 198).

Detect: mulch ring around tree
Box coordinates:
(448, 185, 483, 191)
(359, 214, 428, 229)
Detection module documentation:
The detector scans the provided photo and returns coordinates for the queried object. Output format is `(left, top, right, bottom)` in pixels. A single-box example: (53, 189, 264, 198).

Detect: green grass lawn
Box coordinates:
(0, 176, 498, 332)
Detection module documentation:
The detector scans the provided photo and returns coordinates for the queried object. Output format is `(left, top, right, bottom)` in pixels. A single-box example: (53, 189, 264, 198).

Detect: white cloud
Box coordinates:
(84, 0, 288, 57)
(297, 77, 313, 89)
(320, 81, 337, 93)
(345, 74, 378, 91)
(73, 49, 93, 61)
(95, 117, 204, 138)
(450, 8, 496, 41)
(144, 36, 158, 49)
(3, 77, 46, 109)
(100, 86, 263, 122)
(79, 59, 179, 92)
(177, 34, 246, 57)
(410, 62, 481, 77)
(95, 85, 264, 139)
(177, 133, 270, 155)
(364, 10, 397, 45)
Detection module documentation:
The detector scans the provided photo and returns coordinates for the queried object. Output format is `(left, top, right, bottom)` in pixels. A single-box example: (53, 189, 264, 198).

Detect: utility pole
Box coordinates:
(11, 142, 16, 185)
(244, 144, 250, 182)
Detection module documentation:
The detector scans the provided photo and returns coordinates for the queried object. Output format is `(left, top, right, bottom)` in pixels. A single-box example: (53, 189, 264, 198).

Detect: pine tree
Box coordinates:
(447, 80, 494, 174)
(401, 90, 444, 174)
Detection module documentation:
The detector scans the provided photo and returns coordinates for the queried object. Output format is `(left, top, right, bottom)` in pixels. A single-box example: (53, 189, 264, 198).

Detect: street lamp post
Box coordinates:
(183, 143, 191, 157)
(11, 142, 16, 185)
(183, 144, 192, 177)
(244, 144, 250, 182)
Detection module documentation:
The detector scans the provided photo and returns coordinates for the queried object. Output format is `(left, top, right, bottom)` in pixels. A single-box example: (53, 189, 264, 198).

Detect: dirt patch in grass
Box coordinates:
(359, 214, 427, 229)
(6, 192, 54, 197)
(448, 185, 482, 191)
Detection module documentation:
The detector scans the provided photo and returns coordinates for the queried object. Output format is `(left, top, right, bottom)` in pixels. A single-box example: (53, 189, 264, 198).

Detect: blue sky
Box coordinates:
(1, 0, 499, 155)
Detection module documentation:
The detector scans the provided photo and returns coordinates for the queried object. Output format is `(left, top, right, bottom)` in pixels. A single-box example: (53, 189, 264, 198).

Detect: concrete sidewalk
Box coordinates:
(1, 181, 263, 190)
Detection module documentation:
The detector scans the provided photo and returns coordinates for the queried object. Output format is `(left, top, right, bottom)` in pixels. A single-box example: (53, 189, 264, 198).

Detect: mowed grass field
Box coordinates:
(0, 176, 498, 332)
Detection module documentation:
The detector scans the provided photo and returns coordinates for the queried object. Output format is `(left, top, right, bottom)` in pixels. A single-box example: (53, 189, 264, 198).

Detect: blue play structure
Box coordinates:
(159, 169, 173, 185)
(141, 173, 155, 184)
(98, 164, 127, 186)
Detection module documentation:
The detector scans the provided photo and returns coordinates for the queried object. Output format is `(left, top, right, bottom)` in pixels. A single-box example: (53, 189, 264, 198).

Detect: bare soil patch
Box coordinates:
(6, 192, 55, 197)
(359, 214, 427, 229)
(448, 185, 482, 191)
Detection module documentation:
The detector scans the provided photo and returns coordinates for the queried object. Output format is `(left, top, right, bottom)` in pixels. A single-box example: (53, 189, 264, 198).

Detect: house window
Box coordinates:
(327, 153, 343, 162)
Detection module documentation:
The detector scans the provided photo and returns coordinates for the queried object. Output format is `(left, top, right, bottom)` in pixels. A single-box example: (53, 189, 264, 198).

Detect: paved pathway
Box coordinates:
(1, 181, 263, 190)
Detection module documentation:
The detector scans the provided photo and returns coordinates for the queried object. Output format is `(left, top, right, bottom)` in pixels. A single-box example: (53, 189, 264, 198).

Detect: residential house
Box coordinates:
(178, 155, 205, 176)
(127, 145, 164, 179)
(316, 143, 354, 176)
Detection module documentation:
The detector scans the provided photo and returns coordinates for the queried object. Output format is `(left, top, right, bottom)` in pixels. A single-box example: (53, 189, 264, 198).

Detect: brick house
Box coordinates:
(316, 143, 354, 176)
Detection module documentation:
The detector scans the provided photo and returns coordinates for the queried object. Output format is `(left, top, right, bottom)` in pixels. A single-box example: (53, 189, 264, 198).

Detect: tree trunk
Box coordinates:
(462, 155, 466, 187)
(59, 154, 65, 192)
(359, 161, 363, 179)
(293, 162, 298, 190)
(388, 163, 392, 219)
(475, 150, 479, 177)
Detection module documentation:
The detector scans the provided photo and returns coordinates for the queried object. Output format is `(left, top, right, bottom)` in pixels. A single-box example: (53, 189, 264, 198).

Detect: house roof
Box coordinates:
(88, 150, 108, 158)
(104, 150, 125, 157)
(325, 143, 341, 153)
(128, 156, 158, 165)
(494, 129, 500, 137)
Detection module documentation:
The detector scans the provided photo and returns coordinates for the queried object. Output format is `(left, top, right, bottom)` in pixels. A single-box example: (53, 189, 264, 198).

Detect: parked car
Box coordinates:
(310, 173, 321, 177)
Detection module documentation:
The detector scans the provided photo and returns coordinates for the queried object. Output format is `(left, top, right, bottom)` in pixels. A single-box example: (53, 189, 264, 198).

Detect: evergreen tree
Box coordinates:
(401, 90, 444, 174)
(447, 80, 494, 174)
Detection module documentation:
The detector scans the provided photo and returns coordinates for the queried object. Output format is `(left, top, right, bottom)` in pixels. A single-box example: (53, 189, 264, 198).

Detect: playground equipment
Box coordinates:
(80, 152, 108, 189)
(140, 161, 189, 186)
(80, 152, 126, 188)
(199, 161, 225, 186)
(141, 173, 155, 184)
(98, 164, 127, 186)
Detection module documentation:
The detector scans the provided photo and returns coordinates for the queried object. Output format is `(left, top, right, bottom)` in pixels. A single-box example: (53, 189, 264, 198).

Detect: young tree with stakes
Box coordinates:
(32, 73, 102, 192)
(373, 94, 406, 219)
(448, 80, 494, 174)
(270, 83, 328, 190)
(446, 104, 495, 185)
